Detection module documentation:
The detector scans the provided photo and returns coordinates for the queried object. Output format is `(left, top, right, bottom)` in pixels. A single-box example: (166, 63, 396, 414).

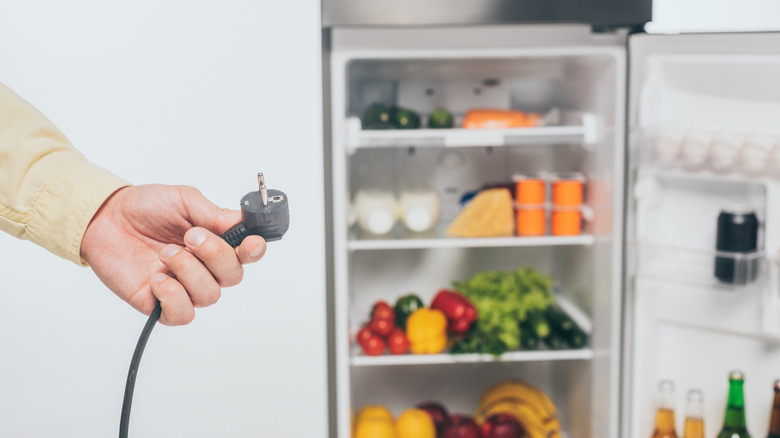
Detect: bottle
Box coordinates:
(768, 380, 780, 438)
(717, 370, 752, 438)
(652, 380, 679, 438)
(684, 389, 705, 438)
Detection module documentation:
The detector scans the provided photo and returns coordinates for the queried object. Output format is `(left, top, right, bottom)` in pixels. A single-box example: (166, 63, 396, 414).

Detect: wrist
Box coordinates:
(80, 186, 131, 266)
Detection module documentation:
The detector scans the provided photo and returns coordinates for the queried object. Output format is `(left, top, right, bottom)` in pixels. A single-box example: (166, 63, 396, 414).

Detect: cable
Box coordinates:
(119, 229, 244, 438)
(119, 302, 162, 438)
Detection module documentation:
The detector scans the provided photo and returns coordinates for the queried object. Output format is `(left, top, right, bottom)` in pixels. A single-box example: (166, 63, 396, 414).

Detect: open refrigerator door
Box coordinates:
(625, 32, 780, 438)
(326, 26, 628, 438)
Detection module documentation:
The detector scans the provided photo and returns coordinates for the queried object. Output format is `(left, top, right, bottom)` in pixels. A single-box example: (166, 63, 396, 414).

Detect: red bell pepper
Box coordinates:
(430, 289, 478, 335)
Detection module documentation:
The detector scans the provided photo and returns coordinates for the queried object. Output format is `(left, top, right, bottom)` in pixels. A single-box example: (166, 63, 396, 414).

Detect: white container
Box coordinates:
(652, 126, 687, 165)
(398, 188, 441, 233)
(353, 189, 398, 236)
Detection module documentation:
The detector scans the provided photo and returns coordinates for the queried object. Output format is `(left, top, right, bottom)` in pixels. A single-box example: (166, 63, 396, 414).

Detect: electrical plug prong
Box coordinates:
(258, 172, 268, 207)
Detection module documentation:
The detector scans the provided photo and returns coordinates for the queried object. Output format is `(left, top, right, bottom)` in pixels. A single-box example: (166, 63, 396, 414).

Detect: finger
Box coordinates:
(177, 185, 243, 235)
(159, 243, 223, 306)
(236, 235, 267, 265)
(182, 227, 244, 287)
(150, 272, 196, 326)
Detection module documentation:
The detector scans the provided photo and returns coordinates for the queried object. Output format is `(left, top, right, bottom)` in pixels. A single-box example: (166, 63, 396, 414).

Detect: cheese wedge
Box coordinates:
(446, 188, 515, 238)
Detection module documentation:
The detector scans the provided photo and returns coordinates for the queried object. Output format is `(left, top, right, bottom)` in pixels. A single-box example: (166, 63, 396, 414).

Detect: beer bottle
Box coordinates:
(768, 380, 780, 438)
(652, 380, 679, 438)
(684, 389, 705, 438)
(717, 370, 752, 438)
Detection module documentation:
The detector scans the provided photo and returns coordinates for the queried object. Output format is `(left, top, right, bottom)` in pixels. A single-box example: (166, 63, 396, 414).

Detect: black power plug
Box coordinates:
(221, 173, 290, 246)
(119, 172, 289, 438)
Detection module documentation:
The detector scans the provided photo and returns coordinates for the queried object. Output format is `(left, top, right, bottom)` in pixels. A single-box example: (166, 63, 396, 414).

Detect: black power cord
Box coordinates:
(118, 173, 289, 438)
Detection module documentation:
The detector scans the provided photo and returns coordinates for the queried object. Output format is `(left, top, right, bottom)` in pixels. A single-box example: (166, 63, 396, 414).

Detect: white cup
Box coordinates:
(353, 190, 398, 236)
(653, 126, 686, 165)
(710, 132, 742, 172)
(399, 188, 441, 233)
(681, 130, 713, 170)
(741, 134, 774, 175)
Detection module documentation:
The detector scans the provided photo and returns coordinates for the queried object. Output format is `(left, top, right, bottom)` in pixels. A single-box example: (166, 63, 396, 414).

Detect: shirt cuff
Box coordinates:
(26, 158, 130, 266)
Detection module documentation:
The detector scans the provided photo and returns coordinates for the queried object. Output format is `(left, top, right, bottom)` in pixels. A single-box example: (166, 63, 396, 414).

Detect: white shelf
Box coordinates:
(348, 234, 596, 251)
(350, 349, 594, 366)
(640, 166, 777, 186)
(345, 112, 597, 150)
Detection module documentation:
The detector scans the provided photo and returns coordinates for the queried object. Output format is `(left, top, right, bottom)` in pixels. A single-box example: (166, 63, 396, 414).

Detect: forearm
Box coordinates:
(0, 82, 129, 265)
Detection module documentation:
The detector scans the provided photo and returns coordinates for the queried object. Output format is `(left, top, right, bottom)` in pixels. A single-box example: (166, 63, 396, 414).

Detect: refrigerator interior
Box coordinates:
(329, 27, 626, 438)
(627, 33, 780, 438)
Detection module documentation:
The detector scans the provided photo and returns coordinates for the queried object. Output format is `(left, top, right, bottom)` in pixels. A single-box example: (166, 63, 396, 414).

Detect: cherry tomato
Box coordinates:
(371, 301, 395, 322)
(361, 335, 386, 356)
(356, 326, 373, 346)
(368, 317, 394, 337)
(387, 328, 410, 355)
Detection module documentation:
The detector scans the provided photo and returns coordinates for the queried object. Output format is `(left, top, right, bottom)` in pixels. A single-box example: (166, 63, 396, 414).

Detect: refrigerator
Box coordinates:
(321, 10, 780, 438)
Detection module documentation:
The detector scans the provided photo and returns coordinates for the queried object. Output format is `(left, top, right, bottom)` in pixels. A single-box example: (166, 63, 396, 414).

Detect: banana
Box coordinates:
(475, 398, 550, 438)
(476, 396, 561, 437)
(479, 381, 558, 419)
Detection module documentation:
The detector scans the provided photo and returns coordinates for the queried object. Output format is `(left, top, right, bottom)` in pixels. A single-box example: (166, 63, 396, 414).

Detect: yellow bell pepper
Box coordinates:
(395, 408, 436, 438)
(405, 308, 448, 354)
(355, 418, 396, 438)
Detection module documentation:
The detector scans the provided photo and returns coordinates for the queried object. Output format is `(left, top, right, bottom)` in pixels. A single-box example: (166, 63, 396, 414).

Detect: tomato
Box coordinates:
(368, 317, 394, 337)
(372, 301, 395, 322)
(361, 335, 386, 356)
(387, 328, 410, 355)
(356, 326, 373, 346)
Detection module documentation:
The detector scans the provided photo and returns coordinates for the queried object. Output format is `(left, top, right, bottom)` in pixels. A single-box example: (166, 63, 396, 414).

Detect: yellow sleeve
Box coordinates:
(0, 82, 130, 265)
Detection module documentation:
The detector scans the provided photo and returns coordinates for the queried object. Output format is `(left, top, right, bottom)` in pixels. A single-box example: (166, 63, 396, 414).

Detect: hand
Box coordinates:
(80, 184, 266, 325)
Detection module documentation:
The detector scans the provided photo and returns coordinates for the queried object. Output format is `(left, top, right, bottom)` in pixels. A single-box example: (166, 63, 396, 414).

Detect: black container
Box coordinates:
(714, 207, 759, 284)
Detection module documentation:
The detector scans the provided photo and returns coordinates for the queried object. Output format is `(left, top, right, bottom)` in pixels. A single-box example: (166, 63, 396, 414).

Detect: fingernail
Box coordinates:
(186, 228, 207, 247)
(160, 245, 180, 259)
(152, 273, 169, 284)
(249, 242, 266, 258)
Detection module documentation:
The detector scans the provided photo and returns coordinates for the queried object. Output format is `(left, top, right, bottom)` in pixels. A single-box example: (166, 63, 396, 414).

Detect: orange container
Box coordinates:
(551, 210, 582, 236)
(515, 177, 546, 205)
(552, 176, 584, 207)
(516, 208, 546, 236)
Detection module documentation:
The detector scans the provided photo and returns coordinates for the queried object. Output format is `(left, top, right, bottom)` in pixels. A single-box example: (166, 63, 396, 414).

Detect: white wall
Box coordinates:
(0, 1, 327, 437)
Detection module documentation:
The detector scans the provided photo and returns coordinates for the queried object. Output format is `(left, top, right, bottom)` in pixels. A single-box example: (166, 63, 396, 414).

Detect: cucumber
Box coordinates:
(519, 324, 539, 350)
(526, 311, 551, 339)
(392, 107, 421, 129)
(543, 331, 564, 350)
(362, 103, 393, 129)
(428, 108, 454, 129)
(563, 328, 588, 349)
(545, 306, 575, 332)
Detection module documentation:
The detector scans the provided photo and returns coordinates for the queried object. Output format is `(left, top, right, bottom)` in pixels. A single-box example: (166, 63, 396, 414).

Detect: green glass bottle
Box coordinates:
(717, 371, 752, 438)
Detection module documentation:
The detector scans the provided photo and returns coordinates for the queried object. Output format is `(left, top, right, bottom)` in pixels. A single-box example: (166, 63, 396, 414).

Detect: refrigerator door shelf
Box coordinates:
(347, 231, 596, 251)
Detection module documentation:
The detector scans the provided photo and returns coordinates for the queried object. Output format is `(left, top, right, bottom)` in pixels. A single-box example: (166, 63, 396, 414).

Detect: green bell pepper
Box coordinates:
(394, 294, 425, 329)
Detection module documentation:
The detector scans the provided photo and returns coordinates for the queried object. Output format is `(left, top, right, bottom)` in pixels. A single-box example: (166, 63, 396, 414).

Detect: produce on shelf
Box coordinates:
(395, 294, 425, 329)
(474, 381, 561, 438)
(518, 323, 539, 350)
(443, 414, 483, 438)
(545, 305, 588, 349)
(388, 328, 411, 355)
(393, 108, 421, 129)
(430, 289, 478, 335)
(416, 402, 451, 438)
(406, 308, 448, 354)
(363, 103, 393, 129)
(462, 109, 542, 129)
(451, 268, 554, 354)
(396, 408, 437, 438)
(428, 108, 454, 129)
(446, 188, 514, 238)
(481, 413, 525, 438)
(355, 405, 396, 438)
(524, 311, 550, 339)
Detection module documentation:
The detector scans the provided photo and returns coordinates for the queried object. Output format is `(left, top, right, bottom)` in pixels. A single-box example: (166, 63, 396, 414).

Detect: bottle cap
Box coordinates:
(722, 205, 754, 215)
(729, 370, 745, 381)
(687, 389, 703, 400)
(774, 380, 780, 391)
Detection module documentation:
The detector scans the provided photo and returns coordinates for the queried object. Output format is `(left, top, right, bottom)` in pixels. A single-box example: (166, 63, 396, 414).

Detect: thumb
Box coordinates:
(179, 186, 242, 235)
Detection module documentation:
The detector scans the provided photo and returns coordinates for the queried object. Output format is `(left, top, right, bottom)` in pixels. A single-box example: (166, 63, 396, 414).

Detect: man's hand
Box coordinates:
(80, 184, 266, 325)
